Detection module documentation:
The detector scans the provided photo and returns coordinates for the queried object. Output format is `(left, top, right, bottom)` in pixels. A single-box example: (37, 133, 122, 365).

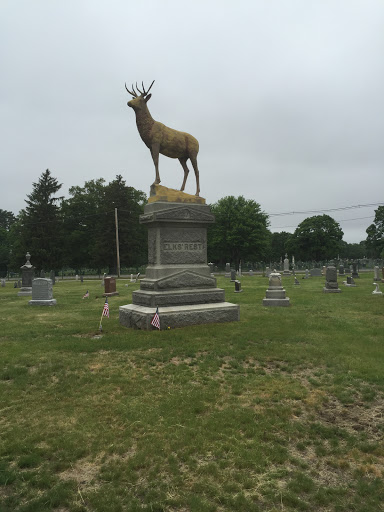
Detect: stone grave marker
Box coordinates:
(265, 267, 271, 278)
(339, 265, 345, 275)
(17, 280, 21, 288)
(1, 279, 5, 287)
(14, 282, 17, 288)
(263, 271, 290, 307)
(208, 262, 214, 275)
(310, 268, 322, 277)
(103, 277, 119, 297)
(303, 269, 310, 279)
(225, 263, 231, 278)
(373, 266, 380, 282)
(344, 276, 357, 287)
(351, 262, 360, 279)
(323, 266, 341, 293)
(18, 252, 35, 296)
(234, 280, 243, 293)
(40, 270, 45, 278)
(294, 276, 300, 286)
(80, 275, 84, 283)
(50, 270, 56, 285)
(29, 278, 57, 306)
(249, 269, 254, 277)
(372, 283, 382, 295)
(230, 269, 236, 282)
(283, 254, 291, 275)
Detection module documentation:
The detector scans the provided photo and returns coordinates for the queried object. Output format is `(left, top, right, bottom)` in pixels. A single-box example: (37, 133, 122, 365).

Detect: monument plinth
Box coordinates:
(18, 252, 34, 296)
(119, 187, 239, 329)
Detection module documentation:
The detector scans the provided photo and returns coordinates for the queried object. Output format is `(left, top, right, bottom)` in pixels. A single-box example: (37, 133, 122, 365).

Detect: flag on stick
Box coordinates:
(151, 306, 160, 330)
(83, 290, 89, 299)
(99, 298, 109, 332)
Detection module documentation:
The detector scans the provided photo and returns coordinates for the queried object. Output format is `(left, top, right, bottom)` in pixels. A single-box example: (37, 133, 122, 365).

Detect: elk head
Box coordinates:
(125, 80, 155, 112)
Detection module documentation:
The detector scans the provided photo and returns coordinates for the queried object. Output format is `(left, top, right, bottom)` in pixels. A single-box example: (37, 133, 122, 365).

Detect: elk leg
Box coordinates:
(178, 157, 189, 191)
(189, 152, 200, 196)
(150, 144, 161, 184)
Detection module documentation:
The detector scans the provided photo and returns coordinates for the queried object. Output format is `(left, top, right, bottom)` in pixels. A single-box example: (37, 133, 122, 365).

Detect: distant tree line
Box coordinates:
(0, 169, 382, 276)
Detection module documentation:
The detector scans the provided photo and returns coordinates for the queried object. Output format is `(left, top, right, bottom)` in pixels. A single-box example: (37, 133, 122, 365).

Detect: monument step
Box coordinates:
(119, 302, 240, 330)
(132, 288, 225, 308)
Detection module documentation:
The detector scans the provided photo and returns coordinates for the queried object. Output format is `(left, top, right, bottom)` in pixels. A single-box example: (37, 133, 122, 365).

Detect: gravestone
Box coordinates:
(373, 266, 380, 282)
(130, 274, 135, 282)
(310, 268, 322, 277)
(230, 269, 236, 282)
(263, 271, 290, 307)
(344, 276, 357, 287)
(265, 267, 271, 278)
(1, 279, 5, 287)
(351, 262, 360, 279)
(225, 263, 231, 278)
(17, 280, 21, 288)
(14, 282, 18, 288)
(208, 262, 214, 275)
(323, 266, 341, 293)
(372, 283, 382, 295)
(322, 266, 326, 276)
(103, 277, 119, 297)
(294, 277, 300, 286)
(234, 280, 243, 293)
(80, 275, 84, 283)
(29, 278, 57, 306)
(238, 263, 242, 277)
(50, 270, 56, 285)
(18, 252, 35, 296)
(249, 270, 254, 277)
(119, 191, 239, 329)
(303, 269, 310, 279)
(339, 265, 345, 275)
(75, 274, 79, 281)
(40, 270, 45, 278)
(283, 254, 291, 275)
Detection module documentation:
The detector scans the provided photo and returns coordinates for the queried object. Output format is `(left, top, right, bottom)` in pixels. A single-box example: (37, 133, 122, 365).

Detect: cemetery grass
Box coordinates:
(1, 274, 384, 512)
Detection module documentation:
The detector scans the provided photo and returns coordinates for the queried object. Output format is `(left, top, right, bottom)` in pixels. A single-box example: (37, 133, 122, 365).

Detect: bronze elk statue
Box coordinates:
(125, 80, 200, 196)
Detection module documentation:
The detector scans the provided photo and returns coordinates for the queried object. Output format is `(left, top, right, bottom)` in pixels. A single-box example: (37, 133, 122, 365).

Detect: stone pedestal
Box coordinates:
(323, 266, 341, 293)
(18, 252, 34, 296)
(351, 262, 360, 279)
(263, 271, 290, 307)
(282, 254, 291, 276)
(119, 188, 239, 329)
(29, 278, 57, 306)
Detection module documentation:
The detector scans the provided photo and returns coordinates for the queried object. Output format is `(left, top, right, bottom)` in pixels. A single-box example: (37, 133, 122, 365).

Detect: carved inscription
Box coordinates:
(163, 242, 205, 252)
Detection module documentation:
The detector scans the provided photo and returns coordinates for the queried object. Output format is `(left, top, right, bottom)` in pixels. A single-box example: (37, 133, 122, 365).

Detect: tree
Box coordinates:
(92, 175, 147, 272)
(339, 240, 366, 260)
(365, 206, 384, 258)
(287, 215, 343, 261)
(61, 179, 106, 271)
(208, 196, 270, 267)
(269, 231, 292, 261)
(12, 170, 63, 271)
(0, 209, 16, 276)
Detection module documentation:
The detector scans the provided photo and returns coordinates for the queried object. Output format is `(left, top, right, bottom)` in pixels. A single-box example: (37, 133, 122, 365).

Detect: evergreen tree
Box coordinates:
(365, 206, 384, 258)
(14, 170, 63, 271)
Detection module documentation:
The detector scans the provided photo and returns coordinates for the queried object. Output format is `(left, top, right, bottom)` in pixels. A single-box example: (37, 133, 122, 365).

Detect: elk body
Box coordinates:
(126, 81, 200, 196)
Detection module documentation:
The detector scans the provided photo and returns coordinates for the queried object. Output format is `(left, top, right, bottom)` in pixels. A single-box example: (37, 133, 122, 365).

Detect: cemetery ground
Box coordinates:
(1, 274, 383, 512)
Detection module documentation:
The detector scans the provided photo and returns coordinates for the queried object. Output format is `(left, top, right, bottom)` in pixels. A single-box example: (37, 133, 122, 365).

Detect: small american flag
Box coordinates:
(151, 307, 160, 330)
(83, 290, 89, 299)
(102, 298, 109, 318)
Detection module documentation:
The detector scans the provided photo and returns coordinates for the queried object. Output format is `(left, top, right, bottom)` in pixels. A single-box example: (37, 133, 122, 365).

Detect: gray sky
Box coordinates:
(1, 0, 383, 243)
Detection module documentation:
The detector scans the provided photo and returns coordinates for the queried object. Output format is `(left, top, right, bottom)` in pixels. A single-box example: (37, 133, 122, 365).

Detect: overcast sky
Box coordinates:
(1, 0, 383, 243)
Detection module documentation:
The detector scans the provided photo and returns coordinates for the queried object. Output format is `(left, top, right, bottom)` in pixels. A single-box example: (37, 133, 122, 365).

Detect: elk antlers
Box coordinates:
(125, 80, 155, 98)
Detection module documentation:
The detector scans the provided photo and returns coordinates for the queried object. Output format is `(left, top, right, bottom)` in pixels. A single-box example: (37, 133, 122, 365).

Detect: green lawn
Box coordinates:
(1, 273, 383, 512)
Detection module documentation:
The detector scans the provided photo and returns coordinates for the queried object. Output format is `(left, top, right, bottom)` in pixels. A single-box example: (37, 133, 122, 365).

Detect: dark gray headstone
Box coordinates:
(50, 270, 56, 285)
(323, 266, 341, 293)
(225, 263, 231, 278)
(230, 269, 236, 282)
(40, 270, 45, 278)
(80, 275, 84, 283)
(14, 282, 17, 288)
(339, 265, 345, 275)
(310, 268, 322, 277)
(234, 280, 243, 293)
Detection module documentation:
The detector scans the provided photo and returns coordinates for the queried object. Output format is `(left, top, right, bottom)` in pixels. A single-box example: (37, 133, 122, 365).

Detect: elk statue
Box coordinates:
(125, 81, 200, 196)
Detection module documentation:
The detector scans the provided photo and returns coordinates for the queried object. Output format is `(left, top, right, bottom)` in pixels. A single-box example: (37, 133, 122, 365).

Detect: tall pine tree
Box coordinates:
(16, 170, 63, 271)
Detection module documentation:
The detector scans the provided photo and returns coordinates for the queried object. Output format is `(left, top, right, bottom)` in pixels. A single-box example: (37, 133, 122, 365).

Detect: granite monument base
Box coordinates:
(323, 287, 341, 293)
(119, 186, 240, 330)
(29, 299, 57, 306)
(120, 302, 239, 330)
(18, 287, 32, 296)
